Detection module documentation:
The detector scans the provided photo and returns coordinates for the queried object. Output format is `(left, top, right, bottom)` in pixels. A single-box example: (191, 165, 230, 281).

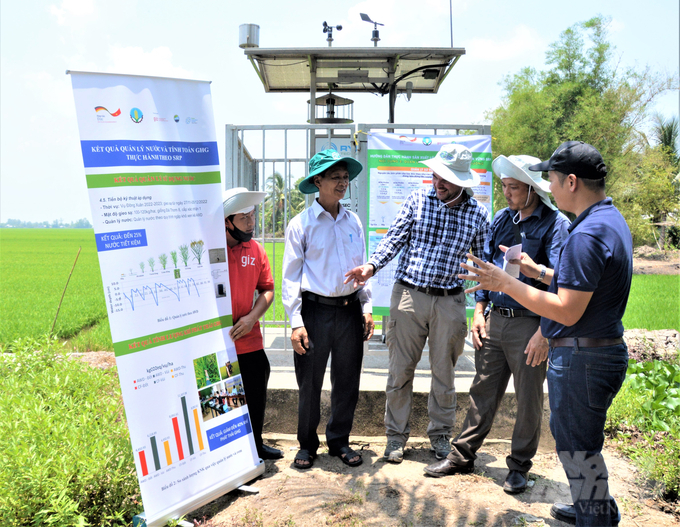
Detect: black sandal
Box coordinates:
(293, 449, 316, 469)
(330, 446, 363, 467)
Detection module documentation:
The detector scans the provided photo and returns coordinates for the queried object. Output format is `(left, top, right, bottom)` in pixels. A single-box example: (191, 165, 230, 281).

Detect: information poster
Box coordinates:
(69, 72, 263, 526)
(367, 133, 492, 315)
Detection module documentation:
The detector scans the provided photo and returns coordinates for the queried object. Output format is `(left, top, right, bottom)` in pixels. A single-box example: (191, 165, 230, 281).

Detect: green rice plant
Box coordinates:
(170, 250, 178, 268)
(147, 257, 156, 272)
(622, 275, 680, 331)
(0, 336, 141, 525)
(0, 229, 108, 346)
(159, 253, 168, 270)
(139, 261, 145, 273)
(179, 244, 190, 267)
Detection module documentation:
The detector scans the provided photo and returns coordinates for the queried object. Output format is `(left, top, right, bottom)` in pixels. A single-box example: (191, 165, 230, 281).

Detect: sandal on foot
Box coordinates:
(330, 446, 363, 467)
(293, 449, 316, 470)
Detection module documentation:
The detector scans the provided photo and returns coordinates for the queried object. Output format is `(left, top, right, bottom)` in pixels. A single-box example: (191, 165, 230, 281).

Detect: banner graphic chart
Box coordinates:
(366, 133, 493, 315)
(69, 72, 262, 525)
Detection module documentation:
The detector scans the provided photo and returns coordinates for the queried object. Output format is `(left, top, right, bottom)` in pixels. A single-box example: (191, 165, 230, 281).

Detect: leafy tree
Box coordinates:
(488, 15, 678, 227)
(653, 114, 679, 166)
(618, 146, 679, 247)
(263, 172, 306, 237)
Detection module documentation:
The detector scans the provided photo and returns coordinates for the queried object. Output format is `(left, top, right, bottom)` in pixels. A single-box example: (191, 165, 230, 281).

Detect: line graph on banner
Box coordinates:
(107, 269, 214, 313)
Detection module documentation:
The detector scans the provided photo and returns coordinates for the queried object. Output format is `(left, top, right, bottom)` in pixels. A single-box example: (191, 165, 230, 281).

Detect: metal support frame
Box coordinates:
(225, 121, 490, 338)
(355, 122, 492, 337)
(224, 123, 356, 351)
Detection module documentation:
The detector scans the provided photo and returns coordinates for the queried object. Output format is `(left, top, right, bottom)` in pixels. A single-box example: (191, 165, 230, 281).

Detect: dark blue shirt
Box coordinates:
(475, 202, 570, 311)
(541, 198, 633, 339)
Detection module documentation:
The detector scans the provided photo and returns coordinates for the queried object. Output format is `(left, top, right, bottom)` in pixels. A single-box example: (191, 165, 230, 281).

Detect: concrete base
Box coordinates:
(260, 328, 554, 451)
(264, 388, 553, 449)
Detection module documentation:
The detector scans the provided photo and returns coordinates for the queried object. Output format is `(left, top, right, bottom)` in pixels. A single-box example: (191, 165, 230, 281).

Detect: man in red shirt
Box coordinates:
(224, 187, 282, 460)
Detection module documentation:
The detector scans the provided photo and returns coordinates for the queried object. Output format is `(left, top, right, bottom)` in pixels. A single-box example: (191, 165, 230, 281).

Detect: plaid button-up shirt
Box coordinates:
(369, 187, 490, 289)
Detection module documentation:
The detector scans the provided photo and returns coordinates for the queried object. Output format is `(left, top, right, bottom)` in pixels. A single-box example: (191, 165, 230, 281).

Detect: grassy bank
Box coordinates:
(0, 337, 141, 525)
(607, 356, 680, 503)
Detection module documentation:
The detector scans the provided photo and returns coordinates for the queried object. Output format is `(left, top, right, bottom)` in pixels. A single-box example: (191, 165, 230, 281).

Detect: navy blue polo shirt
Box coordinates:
(541, 198, 633, 339)
(475, 202, 570, 311)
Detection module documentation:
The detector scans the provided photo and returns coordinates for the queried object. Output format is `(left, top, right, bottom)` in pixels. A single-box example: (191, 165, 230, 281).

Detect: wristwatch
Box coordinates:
(536, 265, 547, 283)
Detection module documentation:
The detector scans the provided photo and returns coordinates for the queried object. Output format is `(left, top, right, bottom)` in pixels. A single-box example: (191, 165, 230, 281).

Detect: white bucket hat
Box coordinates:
(420, 144, 481, 190)
(492, 155, 556, 210)
(223, 187, 267, 218)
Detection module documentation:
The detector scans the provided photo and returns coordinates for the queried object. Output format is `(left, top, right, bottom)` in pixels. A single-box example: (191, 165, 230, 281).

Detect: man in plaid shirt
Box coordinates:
(345, 143, 489, 463)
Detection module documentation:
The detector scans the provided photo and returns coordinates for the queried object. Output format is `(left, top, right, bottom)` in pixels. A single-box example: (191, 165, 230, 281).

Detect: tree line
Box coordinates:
(1, 218, 93, 229)
(488, 15, 679, 249)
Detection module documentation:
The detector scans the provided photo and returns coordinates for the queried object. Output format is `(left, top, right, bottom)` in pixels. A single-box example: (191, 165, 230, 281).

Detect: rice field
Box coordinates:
(0, 229, 107, 346)
(1, 229, 677, 350)
(621, 274, 679, 332)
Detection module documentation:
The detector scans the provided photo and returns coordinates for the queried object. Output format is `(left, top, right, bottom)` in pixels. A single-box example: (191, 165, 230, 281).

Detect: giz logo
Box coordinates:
(241, 255, 256, 267)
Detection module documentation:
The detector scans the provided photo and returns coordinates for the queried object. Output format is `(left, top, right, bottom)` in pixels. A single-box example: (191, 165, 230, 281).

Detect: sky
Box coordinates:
(1, 0, 678, 223)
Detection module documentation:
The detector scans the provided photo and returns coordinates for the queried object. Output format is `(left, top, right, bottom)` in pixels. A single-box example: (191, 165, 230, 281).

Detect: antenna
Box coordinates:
(359, 13, 384, 47)
(322, 21, 342, 47)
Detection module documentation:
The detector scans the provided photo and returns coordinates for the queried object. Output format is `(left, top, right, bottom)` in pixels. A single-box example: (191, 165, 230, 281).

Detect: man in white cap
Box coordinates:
(424, 155, 570, 494)
(345, 143, 490, 463)
(223, 187, 282, 461)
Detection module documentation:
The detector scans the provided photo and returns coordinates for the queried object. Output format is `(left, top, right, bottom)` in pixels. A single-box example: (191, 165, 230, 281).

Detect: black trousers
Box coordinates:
(294, 297, 364, 454)
(238, 348, 270, 456)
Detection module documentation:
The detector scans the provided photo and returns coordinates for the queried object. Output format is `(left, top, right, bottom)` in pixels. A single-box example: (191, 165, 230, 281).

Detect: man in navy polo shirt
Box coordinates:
(460, 141, 632, 526)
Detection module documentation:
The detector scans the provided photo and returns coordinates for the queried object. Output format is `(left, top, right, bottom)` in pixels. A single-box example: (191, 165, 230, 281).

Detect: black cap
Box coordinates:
(528, 141, 608, 179)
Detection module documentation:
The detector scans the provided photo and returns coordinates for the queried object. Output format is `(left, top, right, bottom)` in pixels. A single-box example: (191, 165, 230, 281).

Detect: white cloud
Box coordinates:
(49, 0, 95, 25)
(608, 17, 625, 35)
(107, 46, 193, 79)
(24, 70, 74, 118)
(467, 25, 543, 62)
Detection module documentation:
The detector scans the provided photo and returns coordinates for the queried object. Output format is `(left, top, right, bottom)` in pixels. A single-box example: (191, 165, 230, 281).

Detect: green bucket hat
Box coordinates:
(298, 149, 363, 194)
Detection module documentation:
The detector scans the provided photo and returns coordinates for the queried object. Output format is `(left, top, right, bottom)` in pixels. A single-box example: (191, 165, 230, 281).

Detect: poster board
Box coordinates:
(69, 72, 263, 526)
(366, 133, 493, 316)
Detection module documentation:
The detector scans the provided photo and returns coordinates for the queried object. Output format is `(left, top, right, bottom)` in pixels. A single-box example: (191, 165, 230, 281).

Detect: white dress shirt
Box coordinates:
(282, 200, 372, 328)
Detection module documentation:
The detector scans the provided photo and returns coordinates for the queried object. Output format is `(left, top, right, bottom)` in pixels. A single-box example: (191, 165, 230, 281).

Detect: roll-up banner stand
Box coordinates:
(68, 71, 263, 526)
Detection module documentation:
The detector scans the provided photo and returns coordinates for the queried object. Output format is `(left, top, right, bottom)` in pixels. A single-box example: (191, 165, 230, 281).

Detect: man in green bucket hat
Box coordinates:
(282, 149, 374, 470)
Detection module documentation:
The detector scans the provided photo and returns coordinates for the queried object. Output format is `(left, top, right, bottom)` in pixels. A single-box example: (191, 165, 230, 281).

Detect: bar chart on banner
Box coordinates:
(106, 267, 216, 314)
(135, 393, 206, 480)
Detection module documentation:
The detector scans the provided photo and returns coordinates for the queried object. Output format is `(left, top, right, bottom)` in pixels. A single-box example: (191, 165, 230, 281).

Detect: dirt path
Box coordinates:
(187, 435, 677, 527)
(633, 248, 679, 275)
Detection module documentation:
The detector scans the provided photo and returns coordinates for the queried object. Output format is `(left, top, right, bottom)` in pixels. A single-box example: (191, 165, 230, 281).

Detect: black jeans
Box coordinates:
(238, 348, 271, 456)
(294, 297, 364, 454)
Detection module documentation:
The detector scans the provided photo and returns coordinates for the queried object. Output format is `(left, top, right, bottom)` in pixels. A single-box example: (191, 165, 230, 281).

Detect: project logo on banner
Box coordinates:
(69, 72, 263, 525)
(366, 133, 493, 315)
